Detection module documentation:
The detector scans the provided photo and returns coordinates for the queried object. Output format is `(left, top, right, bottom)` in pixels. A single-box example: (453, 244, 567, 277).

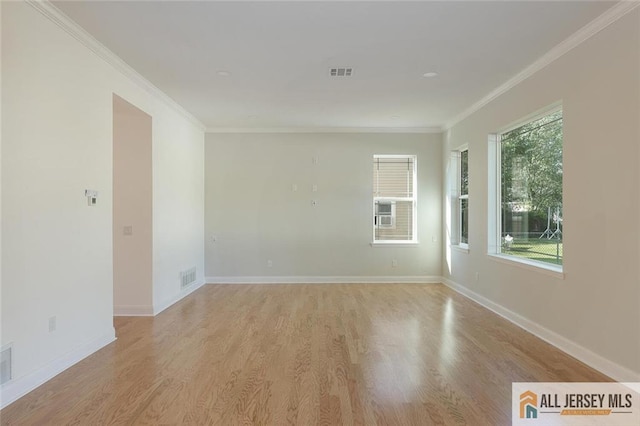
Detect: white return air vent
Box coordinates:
(329, 67, 353, 77)
(0, 344, 12, 385)
(180, 267, 197, 289)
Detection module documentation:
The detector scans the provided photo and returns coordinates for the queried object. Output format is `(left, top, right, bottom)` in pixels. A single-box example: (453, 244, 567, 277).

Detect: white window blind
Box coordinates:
(373, 156, 415, 198)
(373, 155, 417, 243)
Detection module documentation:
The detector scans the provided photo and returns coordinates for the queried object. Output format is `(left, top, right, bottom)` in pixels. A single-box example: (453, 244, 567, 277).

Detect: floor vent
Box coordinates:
(180, 267, 197, 289)
(1, 344, 12, 385)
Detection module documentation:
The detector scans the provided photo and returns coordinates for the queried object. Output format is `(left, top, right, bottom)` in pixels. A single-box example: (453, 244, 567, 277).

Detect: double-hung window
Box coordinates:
(490, 107, 563, 269)
(449, 146, 468, 249)
(373, 155, 417, 243)
(458, 148, 469, 247)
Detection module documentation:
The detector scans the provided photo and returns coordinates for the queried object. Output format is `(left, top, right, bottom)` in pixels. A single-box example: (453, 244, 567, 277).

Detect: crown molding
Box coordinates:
(444, 0, 640, 131)
(27, 0, 638, 134)
(205, 126, 444, 134)
(26, 0, 206, 131)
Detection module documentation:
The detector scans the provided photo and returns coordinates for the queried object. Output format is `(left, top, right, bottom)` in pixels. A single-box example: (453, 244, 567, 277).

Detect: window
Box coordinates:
(449, 146, 468, 249)
(459, 148, 469, 246)
(373, 155, 417, 243)
(492, 108, 563, 268)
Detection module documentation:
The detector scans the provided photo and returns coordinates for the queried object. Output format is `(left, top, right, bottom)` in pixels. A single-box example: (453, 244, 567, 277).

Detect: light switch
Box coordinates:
(123, 226, 133, 236)
(85, 189, 98, 206)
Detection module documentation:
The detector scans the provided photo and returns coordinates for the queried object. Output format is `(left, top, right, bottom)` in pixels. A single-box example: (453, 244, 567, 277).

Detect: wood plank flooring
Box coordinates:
(0, 284, 610, 425)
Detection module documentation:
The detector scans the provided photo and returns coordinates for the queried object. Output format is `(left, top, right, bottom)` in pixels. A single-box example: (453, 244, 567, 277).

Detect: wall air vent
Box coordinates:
(180, 267, 197, 289)
(329, 67, 353, 77)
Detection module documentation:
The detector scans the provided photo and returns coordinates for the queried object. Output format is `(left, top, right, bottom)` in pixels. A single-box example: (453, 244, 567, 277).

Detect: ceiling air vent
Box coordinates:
(329, 67, 353, 77)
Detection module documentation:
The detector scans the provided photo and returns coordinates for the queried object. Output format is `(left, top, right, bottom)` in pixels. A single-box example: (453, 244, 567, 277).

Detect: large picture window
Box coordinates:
(373, 155, 417, 243)
(494, 108, 563, 267)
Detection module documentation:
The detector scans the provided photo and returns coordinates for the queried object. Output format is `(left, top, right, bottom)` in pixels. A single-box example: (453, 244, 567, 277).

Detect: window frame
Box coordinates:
(488, 103, 564, 276)
(372, 154, 418, 245)
(458, 146, 469, 249)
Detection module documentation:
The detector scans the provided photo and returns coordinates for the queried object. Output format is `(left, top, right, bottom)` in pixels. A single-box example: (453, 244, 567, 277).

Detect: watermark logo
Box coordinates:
(513, 382, 640, 425)
(520, 390, 538, 419)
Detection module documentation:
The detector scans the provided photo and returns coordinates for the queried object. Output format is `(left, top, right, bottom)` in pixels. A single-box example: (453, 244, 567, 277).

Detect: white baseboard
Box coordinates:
(442, 277, 640, 383)
(0, 328, 116, 410)
(205, 275, 442, 284)
(153, 279, 206, 315)
(113, 304, 154, 316)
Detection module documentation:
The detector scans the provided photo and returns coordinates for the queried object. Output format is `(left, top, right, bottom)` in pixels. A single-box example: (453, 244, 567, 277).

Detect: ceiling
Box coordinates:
(53, 1, 616, 131)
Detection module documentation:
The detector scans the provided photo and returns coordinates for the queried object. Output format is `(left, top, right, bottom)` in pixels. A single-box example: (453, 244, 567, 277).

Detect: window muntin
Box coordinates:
(373, 155, 417, 243)
(497, 109, 563, 266)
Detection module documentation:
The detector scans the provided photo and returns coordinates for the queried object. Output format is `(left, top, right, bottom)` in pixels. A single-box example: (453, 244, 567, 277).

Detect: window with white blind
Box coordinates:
(373, 155, 417, 243)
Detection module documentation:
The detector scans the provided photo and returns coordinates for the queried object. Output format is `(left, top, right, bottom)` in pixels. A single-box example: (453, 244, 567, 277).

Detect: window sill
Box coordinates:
(487, 253, 564, 279)
(450, 245, 469, 254)
(370, 241, 419, 248)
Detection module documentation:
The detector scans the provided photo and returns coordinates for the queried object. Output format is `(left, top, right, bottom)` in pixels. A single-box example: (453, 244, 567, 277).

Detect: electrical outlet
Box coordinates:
(312, 184, 318, 192)
(267, 260, 273, 268)
(48, 316, 57, 332)
(475, 272, 480, 282)
(392, 259, 398, 267)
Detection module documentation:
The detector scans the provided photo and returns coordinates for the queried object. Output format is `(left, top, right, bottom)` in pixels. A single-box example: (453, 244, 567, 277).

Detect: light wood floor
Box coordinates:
(1, 284, 609, 425)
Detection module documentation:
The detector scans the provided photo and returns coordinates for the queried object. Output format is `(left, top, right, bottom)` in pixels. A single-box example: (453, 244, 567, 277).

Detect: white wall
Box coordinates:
(0, 0, 3, 373)
(1, 1, 204, 406)
(205, 132, 442, 281)
(443, 10, 640, 380)
(152, 105, 205, 312)
(113, 95, 153, 315)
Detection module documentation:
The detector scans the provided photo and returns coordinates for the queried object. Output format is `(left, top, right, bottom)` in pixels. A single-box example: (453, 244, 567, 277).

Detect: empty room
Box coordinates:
(1, 1, 639, 425)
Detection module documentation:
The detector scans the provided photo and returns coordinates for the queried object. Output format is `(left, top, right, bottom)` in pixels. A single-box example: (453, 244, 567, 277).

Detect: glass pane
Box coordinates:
(460, 198, 468, 245)
(500, 111, 563, 265)
(460, 150, 468, 195)
(374, 200, 413, 241)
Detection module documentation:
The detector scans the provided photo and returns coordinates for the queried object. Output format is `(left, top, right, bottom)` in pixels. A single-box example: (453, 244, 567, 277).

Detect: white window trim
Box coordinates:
(487, 253, 564, 279)
(488, 102, 564, 274)
(370, 241, 420, 247)
(497, 101, 562, 135)
(450, 244, 469, 254)
(372, 154, 418, 244)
